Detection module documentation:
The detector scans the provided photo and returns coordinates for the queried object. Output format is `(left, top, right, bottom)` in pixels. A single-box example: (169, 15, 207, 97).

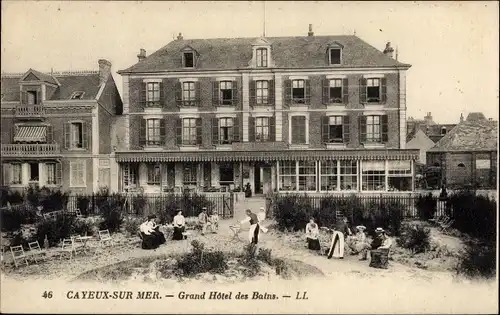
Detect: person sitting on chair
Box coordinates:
(149, 215, 166, 246)
(139, 216, 160, 250)
(209, 210, 219, 232)
(305, 218, 321, 251)
(172, 209, 186, 240)
(368, 227, 393, 269)
(198, 207, 212, 235)
(348, 225, 371, 260)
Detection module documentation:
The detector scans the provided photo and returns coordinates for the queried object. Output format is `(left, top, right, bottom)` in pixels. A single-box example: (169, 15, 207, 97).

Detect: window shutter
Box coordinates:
(212, 81, 220, 106)
(359, 78, 367, 104)
(176, 118, 182, 146)
(233, 117, 240, 142)
(343, 115, 350, 144)
(46, 125, 53, 143)
(381, 115, 389, 142)
(11, 126, 16, 143)
(21, 91, 27, 104)
(321, 116, 330, 143)
(322, 78, 330, 104)
(248, 116, 255, 142)
(36, 90, 41, 104)
(160, 119, 166, 145)
(195, 81, 201, 103)
(268, 80, 275, 105)
(249, 80, 256, 106)
(159, 81, 165, 107)
(342, 78, 349, 104)
(232, 80, 239, 105)
(140, 82, 146, 108)
(2, 164, 11, 186)
(381, 78, 387, 103)
(283, 79, 292, 106)
(359, 116, 367, 143)
(304, 80, 311, 104)
(269, 116, 276, 141)
(175, 81, 182, 106)
(55, 162, 62, 185)
(211, 118, 219, 145)
(139, 119, 146, 146)
(82, 121, 89, 149)
(196, 118, 202, 145)
(64, 122, 70, 149)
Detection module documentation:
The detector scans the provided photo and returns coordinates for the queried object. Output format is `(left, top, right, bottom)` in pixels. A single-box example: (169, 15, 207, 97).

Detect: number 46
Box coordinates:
(42, 291, 53, 299)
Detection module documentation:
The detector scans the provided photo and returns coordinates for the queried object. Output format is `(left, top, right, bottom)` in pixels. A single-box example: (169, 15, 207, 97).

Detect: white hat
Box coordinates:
(259, 207, 265, 211)
(356, 225, 366, 231)
(375, 227, 385, 233)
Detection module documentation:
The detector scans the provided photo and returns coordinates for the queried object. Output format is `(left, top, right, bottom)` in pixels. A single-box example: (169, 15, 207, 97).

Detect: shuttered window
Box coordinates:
(291, 116, 306, 144)
(146, 119, 161, 146)
(255, 117, 270, 142)
(256, 81, 269, 104)
(219, 118, 234, 144)
(182, 118, 198, 145)
(146, 82, 160, 106)
(182, 82, 196, 106)
(47, 163, 56, 185)
(70, 122, 83, 148)
(70, 160, 86, 187)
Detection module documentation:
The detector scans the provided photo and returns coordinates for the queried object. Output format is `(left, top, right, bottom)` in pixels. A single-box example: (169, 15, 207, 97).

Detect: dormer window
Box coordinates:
(329, 48, 342, 65)
(256, 48, 268, 67)
(183, 52, 194, 68)
(440, 127, 447, 136)
(70, 91, 85, 99)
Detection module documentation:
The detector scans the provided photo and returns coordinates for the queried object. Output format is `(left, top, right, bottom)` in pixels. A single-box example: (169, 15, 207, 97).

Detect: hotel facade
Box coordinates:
(111, 28, 418, 195)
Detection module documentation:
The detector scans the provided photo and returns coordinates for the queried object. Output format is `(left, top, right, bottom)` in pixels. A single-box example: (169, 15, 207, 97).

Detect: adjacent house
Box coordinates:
(406, 129, 435, 164)
(426, 112, 498, 188)
(110, 26, 419, 195)
(1, 60, 123, 193)
(407, 112, 457, 143)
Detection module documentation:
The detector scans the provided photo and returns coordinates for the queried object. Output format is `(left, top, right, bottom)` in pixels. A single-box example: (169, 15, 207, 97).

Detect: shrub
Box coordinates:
(397, 223, 431, 254)
(93, 188, 126, 233)
(131, 194, 148, 216)
(73, 218, 95, 236)
(415, 193, 437, 220)
(0, 203, 38, 232)
(240, 243, 261, 277)
(123, 217, 145, 236)
(176, 240, 228, 276)
(75, 195, 92, 216)
(256, 248, 273, 265)
(35, 214, 78, 247)
(0, 188, 24, 207)
(455, 241, 496, 279)
(273, 258, 290, 278)
(24, 186, 68, 212)
(273, 194, 311, 231)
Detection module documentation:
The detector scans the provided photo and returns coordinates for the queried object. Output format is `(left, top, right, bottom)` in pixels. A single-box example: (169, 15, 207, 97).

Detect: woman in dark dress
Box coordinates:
(139, 215, 160, 250)
(305, 218, 321, 251)
(172, 210, 186, 240)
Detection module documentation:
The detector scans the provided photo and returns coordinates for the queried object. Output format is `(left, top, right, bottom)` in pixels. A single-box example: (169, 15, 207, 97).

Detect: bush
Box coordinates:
(455, 241, 496, 279)
(256, 248, 273, 265)
(73, 218, 95, 236)
(0, 203, 38, 232)
(0, 188, 24, 207)
(176, 240, 228, 276)
(123, 217, 145, 236)
(240, 243, 261, 277)
(75, 195, 92, 216)
(273, 194, 311, 231)
(35, 214, 78, 247)
(416, 193, 437, 220)
(93, 188, 125, 233)
(25, 186, 68, 212)
(397, 223, 431, 254)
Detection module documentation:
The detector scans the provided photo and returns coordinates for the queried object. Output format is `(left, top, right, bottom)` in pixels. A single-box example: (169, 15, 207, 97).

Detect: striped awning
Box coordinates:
(115, 149, 419, 163)
(14, 126, 47, 142)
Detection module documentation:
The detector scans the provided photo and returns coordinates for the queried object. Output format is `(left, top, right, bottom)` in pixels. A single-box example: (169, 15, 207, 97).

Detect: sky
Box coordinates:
(1, 1, 498, 123)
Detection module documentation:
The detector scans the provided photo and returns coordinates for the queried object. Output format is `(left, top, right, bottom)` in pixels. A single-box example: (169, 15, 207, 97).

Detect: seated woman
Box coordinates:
(139, 216, 160, 250)
(149, 215, 166, 245)
(348, 225, 371, 260)
(172, 209, 186, 240)
(305, 218, 321, 251)
(368, 227, 393, 269)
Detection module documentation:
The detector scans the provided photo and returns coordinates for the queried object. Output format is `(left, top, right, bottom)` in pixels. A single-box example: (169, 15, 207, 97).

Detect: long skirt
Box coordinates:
(369, 248, 390, 269)
(307, 237, 321, 251)
(141, 233, 159, 250)
(249, 224, 260, 244)
(152, 228, 166, 245)
(327, 231, 345, 259)
(172, 226, 185, 240)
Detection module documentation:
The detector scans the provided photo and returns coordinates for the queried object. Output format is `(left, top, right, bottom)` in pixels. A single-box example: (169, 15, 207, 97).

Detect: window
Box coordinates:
(291, 116, 306, 144)
(366, 79, 380, 103)
(292, 80, 305, 103)
(255, 117, 270, 142)
(70, 160, 86, 187)
(70, 122, 83, 148)
(366, 116, 381, 143)
(320, 160, 337, 191)
(329, 48, 342, 65)
(12, 164, 22, 185)
(182, 118, 197, 145)
(219, 81, 233, 105)
(388, 161, 412, 191)
(70, 91, 85, 100)
(329, 79, 343, 103)
(27, 91, 38, 105)
(219, 118, 234, 144)
(256, 80, 269, 104)
(122, 163, 138, 189)
(182, 82, 196, 106)
(183, 163, 197, 186)
(256, 48, 268, 67)
(146, 119, 161, 146)
(28, 163, 39, 181)
(147, 164, 161, 185)
(47, 163, 56, 185)
(299, 161, 316, 191)
(362, 161, 385, 191)
(219, 163, 234, 186)
(183, 52, 194, 68)
(279, 161, 296, 191)
(441, 127, 447, 136)
(328, 116, 343, 143)
(146, 82, 160, 106)
(340, 160, 358, 190)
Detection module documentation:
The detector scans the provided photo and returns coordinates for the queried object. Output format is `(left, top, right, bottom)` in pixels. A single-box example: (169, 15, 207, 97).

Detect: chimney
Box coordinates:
(177, 32, 184, 40)
(383, 42, 394, 58)
(98, 59, 112, 86)
(308, 24, 314, 37)
(424, 112, 434, 125)
(137, 49, 146, 62)
(460, 113, 464, 122)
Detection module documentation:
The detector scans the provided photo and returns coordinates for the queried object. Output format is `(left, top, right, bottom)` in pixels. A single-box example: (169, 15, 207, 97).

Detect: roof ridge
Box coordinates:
(2, 70, 98, 78)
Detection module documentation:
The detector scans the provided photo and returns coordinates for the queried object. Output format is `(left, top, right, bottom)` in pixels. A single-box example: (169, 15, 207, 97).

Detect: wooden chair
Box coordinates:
(58, 238, 76, 261)
(10, 245, 29, 268)
(94, 230, 114, 256)
(440, 219, 455, 233)
(28, 241, 47, 263)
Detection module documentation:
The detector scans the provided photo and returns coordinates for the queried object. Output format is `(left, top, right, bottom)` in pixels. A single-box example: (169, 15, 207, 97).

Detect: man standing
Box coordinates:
(239, 209, 260, 244)
(327, 216, 352, 259)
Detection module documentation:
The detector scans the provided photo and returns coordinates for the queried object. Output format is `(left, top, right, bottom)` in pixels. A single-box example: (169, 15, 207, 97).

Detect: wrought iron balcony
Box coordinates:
(1, 143, 60, 157)
(15, 105, 46, 119)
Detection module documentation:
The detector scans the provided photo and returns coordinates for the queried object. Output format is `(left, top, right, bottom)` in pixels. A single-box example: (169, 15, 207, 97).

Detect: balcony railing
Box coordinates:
(15, 105, 46, 118)
(1, 143, 60, 156)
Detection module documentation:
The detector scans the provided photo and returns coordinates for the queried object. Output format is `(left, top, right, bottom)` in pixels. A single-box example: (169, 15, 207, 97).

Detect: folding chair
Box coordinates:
(10, 245, 29, 268)
(28, 241, 47, 264)
(75, 209, 83, 218)
(440, 219, 455, 233)
(58, 238, 76, 261)
(428, 213, 440, 224)
(434, 216, 448, 227)
(94, 230, 114, 256)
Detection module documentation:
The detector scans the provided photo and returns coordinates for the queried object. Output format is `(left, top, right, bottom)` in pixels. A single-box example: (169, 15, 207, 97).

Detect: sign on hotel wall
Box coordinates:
(476, 159, 491, 169)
